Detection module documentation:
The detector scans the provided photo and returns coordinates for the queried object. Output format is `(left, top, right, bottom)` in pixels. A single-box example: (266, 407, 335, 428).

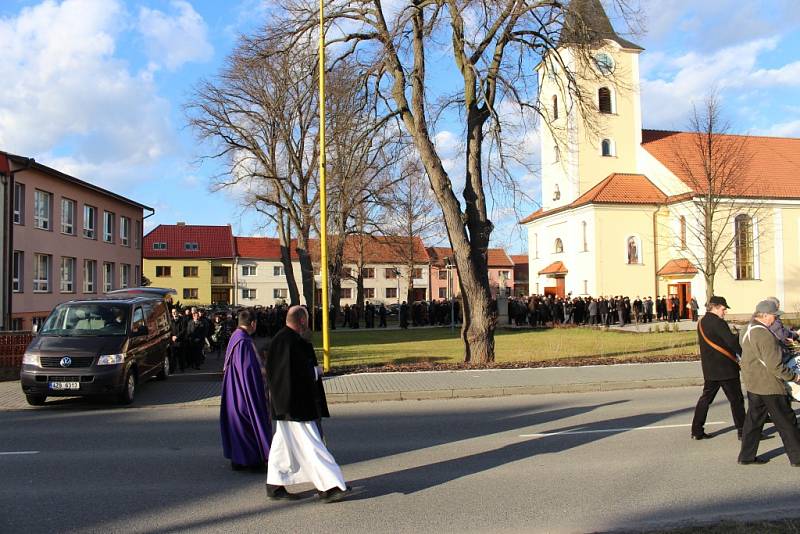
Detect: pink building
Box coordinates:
(427, 247, 515, 299)
(2, 152, 152, 330)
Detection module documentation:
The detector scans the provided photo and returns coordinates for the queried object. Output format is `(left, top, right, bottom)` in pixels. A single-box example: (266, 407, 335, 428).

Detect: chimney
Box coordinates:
(176, 221, 185, 226)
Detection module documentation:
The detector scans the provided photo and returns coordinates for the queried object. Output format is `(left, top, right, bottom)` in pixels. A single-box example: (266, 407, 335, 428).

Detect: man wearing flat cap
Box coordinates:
(738, 300, 800, 465)
(691, 296, 745, 440)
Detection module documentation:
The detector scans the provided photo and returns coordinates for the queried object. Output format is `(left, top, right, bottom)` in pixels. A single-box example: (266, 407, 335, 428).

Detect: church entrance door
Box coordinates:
(667, 283, 691, 319)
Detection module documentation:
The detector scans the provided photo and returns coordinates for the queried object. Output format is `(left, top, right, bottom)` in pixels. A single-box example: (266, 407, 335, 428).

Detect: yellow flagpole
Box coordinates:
(318, 0, 331, 372)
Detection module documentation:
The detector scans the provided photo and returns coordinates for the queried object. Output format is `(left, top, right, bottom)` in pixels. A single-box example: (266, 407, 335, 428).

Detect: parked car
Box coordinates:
(19, 294, 173, 406)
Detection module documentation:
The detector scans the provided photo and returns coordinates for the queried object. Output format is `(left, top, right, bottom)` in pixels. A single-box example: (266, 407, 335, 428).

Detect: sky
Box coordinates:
(1, 0, 799, 256)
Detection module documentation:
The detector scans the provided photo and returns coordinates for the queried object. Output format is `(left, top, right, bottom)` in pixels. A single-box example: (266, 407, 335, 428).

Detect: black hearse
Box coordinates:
(20, 293, 173, 406)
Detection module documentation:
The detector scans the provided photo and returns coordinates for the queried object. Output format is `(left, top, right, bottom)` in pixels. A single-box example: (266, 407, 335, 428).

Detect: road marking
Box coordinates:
(520, 421, 726, 438)
(0, 451, 40, 456)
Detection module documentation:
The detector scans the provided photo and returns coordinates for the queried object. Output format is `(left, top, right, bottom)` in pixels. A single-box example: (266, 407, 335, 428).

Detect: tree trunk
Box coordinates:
(294, 231, 315, 310)
(276, 213, 300, 305)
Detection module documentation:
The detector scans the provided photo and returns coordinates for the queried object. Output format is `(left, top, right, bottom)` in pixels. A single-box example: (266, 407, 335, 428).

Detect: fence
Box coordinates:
(0, 332, 34, 380)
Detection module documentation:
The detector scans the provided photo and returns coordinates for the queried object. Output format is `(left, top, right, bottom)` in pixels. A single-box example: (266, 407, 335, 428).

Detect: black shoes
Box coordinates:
(318, 486, 352, 503)
(232, 461, 266, 473)
(738, 457, 769, 465)
(691, 433, 713, 440)
(266, 484, 300, 501)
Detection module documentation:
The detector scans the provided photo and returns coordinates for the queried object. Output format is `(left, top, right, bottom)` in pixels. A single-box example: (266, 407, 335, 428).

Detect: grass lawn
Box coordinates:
(312, 327, 698, 368)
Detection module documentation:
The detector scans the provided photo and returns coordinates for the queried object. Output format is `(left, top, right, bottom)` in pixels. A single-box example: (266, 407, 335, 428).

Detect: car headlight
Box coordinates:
(97, 353, 125, 365)
(22, 352, 40, 366)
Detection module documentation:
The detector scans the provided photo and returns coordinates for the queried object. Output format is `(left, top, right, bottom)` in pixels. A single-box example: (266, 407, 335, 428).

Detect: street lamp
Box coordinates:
(393, 267, 401, 304)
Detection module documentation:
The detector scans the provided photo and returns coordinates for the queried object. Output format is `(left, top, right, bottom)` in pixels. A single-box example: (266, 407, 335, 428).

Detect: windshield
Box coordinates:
(39, 303, 130, 336)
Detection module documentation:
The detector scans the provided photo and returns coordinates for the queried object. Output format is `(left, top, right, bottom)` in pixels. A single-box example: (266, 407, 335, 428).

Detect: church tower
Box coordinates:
(537, 0, 644, 211)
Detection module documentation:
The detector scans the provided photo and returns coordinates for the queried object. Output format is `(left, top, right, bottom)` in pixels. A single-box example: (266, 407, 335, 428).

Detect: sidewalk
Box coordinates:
(0, 360, 703, 411)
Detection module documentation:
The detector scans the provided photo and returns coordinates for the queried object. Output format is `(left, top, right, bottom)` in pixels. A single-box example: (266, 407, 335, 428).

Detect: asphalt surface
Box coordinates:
(3, 387, 800, 533)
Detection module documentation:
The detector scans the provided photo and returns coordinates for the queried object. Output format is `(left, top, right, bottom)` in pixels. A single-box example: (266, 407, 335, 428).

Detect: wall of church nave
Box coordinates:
(594, 207, 658, 298)
(779, 207, 800, 315)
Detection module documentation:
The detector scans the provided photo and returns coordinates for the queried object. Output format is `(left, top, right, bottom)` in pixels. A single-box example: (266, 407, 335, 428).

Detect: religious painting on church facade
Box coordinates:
(627, 236, 639, 265)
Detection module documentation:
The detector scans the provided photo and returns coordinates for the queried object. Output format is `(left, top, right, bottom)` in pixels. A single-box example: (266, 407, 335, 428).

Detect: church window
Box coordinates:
(552, 95, 559, 119)
(626, 236, 640, 264)
(554, 145, 560, 162)
(582, 221, 588, 251)
(679, 216, 687, 250)
(601, 139, 614, 157)
(735, 214, 755, 280)
(554, 238, 563, 254)
(534, 233, 539, 258)
(598, 87, 613, 114)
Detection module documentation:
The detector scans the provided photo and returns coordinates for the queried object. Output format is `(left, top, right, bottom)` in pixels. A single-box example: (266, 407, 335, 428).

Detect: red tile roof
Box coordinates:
(426, 246, 455, 267)
(642, 129, 800, 199)
(144, 224, 235, 259)
(487, 248, 514, 267)
(510, 254, 529, 265)
(657, 258, 698, 276)
(538, 261, 568, 275)
(236, 237, 282, 259)
(294, 235, 430, 264)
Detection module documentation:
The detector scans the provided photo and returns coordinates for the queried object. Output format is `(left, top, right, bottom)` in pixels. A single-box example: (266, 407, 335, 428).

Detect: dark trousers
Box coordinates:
(739, 391, 800, 463)
(691, 378, 745, 436)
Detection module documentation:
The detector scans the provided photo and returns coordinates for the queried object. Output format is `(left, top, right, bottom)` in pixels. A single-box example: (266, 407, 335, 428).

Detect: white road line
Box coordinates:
(0, 451, 40, 456)
(520, 421, 726, 438)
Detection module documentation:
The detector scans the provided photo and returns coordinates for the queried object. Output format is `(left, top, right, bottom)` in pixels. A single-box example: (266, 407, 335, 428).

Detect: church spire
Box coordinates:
(559, 0, 643, 50)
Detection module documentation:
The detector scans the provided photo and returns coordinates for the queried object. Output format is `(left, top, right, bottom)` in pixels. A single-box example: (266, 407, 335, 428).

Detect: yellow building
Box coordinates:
(521, 0, 800, 317)
(143, 224, 236, 306)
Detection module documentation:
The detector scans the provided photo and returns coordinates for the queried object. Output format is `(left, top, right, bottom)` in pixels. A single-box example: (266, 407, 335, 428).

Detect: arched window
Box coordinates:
(582, 221, 588, 251)
(735, 214, 754, 280)
(554, 238, 563, 254)
(601, 139, 613, 157)
(552, 95, 559, 119)
(598, 87, 612, 113)
(534, 233, 539, 259)
(679, 216, 687, 250)
(626, 236, 640, 264)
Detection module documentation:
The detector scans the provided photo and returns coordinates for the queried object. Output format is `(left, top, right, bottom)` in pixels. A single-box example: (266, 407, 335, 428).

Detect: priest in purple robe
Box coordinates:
(220, 308, 271, 471)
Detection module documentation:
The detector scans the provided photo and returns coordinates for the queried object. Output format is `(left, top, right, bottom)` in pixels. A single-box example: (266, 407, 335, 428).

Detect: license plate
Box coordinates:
(49, 382, 80, 390)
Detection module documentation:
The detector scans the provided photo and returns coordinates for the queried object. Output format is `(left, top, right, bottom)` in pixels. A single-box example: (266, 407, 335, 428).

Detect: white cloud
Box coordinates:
(137, 1, 213, 71)
(759, 120, 800, 138)
(0, 0, 175, 186)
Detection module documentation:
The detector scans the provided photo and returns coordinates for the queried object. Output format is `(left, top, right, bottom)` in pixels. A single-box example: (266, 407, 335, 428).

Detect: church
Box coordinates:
(521, 0, 800, 317)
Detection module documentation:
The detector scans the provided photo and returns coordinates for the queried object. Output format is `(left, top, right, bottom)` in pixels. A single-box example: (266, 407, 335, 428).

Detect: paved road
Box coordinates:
(3, 387, 800, 533)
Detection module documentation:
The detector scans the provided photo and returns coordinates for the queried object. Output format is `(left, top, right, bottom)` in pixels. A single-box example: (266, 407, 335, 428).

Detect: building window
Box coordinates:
(582, 221, 588, 251)
(385, 268, 398, 279)
(12, 251, 23, 292)
(152, 242, 167, 250)
(439, 287, 448, 298)
(385, 287, 398, 299)
(83, 205, 97, 239)
(341, 288, 352, 299)
(272, 288, 287, 299)
(499, 270, 511, 280)
(242, 288, 257, 300)
(626, 236, 640, 264)
(11, 318, 23, 331)
(735, 214, 755, 280)
(598, 87, 612, 113)
(61, 198, 76, 235)
(601, 139, 614, 157)
(60, 257, 76, 293)
(120, 264, 130, 289)
(183, 266, 198, 277)
(412, 268, 423, 279)
(183, 288, 198, 300)
(13, 182, 25, 224)
(120, 216, 130, 246)
(362, 267, 375, 279)
(554, 238, 564, 254)
(84, 260, 96, 293)
(242, 265, 257, 276)
(273, 265, 284, 276)
(103, 263, 114, 292)
(103, 211, 114, 243)
(364, 288, 375, 299)
(438, 270, 448, 280)
(184, 242, 199, 251)
(134, 220, 141, 249)
(134, 265, 140, 287)
(552, 95, 558, 119)
(33, 254, 51, 292)
(155, 266, 171, 277)
(34, 190, 51, 230)
(679, 216, 687, 250)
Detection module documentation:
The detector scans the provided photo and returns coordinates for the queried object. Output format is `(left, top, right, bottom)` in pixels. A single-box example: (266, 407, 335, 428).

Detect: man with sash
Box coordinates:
(691, 296, 745, 440)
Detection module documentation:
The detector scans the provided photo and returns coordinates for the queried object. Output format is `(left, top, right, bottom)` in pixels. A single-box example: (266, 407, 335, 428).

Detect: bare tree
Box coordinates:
(665, 94, 760, 303)
(267, 0, 641, 362)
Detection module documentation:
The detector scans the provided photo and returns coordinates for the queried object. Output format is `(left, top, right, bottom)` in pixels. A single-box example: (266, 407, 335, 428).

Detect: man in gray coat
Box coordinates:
(738, 299, 800, 466)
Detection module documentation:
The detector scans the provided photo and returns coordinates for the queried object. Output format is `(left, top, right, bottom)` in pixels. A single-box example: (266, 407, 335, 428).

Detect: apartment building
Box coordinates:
(428, 247, 515, 299)
(1, 152, 151, 330)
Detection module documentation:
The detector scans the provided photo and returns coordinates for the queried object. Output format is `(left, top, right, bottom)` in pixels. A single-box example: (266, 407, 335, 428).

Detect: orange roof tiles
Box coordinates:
(538, 261, 568, 275)
(657, 258, 698, 276)
(510, 254, 529, 265)
(426, 246, 513, 267)
(295, 235, 430, 264)
(144, 224, 235, 259)
(236, 237, 282, 259)
(642, 129, 800, 199)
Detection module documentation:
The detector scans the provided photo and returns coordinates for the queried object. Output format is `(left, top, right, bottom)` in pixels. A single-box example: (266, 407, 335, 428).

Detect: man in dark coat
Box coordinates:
(220, 309, 271, 471)
(265, 306, 349, 502)
(186, 307, 207, 370)
(399, 301, 409, 329)
(691, 296, 746, 440)
(378, 303, 388, 327)
(169, 307, 187, 372)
